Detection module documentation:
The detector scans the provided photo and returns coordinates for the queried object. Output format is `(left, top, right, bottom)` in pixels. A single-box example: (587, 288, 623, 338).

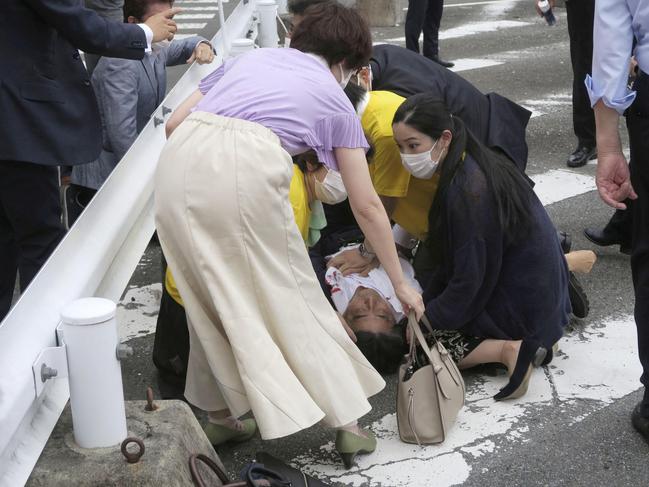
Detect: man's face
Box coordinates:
(142, 2, 172, 22)
(343, 287, 395, 334)
(127, 1, 172, 23)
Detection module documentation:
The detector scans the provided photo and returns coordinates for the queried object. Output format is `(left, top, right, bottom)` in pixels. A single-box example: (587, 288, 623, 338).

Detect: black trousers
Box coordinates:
(0, 161, 65, 320)
(603, 202, 634, 245)
(566, 0, 596, 147)
(626, 72, 649, 412)
(405, 0, 444, 59)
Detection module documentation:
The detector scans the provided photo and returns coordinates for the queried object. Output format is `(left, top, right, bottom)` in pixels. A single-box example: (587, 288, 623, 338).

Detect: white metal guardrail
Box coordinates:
(0, 1, 278, 484)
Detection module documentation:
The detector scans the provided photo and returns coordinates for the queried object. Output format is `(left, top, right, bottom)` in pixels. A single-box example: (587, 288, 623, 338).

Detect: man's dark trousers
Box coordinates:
(627, 72, 649, 416)
(405, 0, 444, 59)
(566, 0, 596, 147)
(0, 161, 65, 319)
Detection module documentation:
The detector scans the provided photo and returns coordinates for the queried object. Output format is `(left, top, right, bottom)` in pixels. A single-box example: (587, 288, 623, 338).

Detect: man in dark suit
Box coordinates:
(368, 43, 531, 173)
(405, 0, 453, 68)
(0, 0, 180, 320)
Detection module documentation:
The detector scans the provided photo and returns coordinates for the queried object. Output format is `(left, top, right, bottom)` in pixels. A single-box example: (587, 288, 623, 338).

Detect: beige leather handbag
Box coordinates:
(397, 313, 465, 445)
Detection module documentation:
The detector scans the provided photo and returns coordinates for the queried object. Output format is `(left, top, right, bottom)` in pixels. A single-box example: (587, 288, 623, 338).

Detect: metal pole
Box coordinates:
(217, 0, 229, 56)
(257, 0, 279, 48)
(61, 298, 129, 448)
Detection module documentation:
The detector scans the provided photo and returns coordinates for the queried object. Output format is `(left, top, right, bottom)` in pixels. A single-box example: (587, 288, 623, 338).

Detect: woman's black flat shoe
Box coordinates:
(494, 340, 545, 401)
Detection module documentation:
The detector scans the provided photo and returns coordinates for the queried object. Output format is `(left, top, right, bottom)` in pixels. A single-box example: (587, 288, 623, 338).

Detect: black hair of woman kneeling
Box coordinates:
(392, 94, 571, 400)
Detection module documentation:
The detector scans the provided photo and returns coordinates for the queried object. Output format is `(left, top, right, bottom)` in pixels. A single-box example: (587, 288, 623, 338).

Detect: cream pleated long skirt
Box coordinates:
(154, 112, 385, 440)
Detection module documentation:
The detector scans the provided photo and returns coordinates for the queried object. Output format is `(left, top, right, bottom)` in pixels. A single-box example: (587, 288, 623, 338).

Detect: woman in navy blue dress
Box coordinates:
(392, 94, 571, 401)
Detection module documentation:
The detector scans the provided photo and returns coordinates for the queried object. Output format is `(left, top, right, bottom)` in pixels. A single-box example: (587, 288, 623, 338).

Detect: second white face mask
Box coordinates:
(314, 169, 347, 204)
(338, 63, 354, 89)
(400, 139, 441, 179)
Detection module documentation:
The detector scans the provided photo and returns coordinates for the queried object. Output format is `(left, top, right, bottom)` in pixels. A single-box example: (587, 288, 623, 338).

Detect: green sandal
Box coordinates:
(335, 428, 377, 469)
(204, 419, 257, 447)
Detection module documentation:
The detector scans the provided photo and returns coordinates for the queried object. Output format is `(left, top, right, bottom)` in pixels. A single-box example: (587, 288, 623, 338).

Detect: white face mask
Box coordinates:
(400, 139, 441, 179)
(314, 169, 347, 204)
(284, 36, 291, 48)
(337, 63, 354, 89)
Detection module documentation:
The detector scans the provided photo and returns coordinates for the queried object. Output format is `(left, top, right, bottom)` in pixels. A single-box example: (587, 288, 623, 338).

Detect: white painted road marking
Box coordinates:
(415, 0, 521, 8)
(450, 58, 504, 73)
(176, 22, 208, 30)
(293, 315, 640, 486)
(385, 20, 532, 43)
(175, 13, 216, 20)
(531, 169, 597, 205)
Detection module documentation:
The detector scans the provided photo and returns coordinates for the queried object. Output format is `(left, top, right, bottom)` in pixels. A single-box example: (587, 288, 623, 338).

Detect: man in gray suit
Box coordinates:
(67, 0, 215, 224)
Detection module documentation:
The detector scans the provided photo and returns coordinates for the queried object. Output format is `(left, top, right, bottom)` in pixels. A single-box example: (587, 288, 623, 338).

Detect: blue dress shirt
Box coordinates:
(586, 0, 649, 114)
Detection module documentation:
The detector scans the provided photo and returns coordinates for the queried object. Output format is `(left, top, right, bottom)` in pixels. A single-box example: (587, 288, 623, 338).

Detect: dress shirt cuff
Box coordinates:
(585, 75, 636, 115)
(138, 23, 154, 53)
(392, 224, 418, 249)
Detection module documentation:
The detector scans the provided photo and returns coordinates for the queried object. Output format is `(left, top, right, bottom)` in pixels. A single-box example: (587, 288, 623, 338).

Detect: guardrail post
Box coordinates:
(61, 298, 129, 448)
(257, 0, 279, 48)
(230, 38, 256, 57)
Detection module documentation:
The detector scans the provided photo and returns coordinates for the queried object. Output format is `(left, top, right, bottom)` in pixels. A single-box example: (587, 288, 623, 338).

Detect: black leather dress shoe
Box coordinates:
(583, 228, 632, 255)
(568, 272, 589, 319)
(631, 402, 649, 444)
(567, 145, 597, 168)
(429, 55, 455, 68)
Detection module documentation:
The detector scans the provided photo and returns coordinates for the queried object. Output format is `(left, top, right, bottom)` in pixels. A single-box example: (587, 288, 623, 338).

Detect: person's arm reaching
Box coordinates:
(166, 89, 204, 138)
(23, 0, 180, 58)
(165, 37, 214, 66)
(336, 147, 424, 319)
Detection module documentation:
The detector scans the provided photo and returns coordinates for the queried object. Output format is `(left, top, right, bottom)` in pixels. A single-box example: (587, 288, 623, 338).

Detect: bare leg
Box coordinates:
(204, 408, 257, 445)
(565, 250, 597, 274)
(458, 339, 522, 374)
(207, 408, 245, 430)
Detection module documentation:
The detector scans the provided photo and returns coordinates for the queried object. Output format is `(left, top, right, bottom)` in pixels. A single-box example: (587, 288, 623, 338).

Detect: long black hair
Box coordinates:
(392, 94, 534, 260)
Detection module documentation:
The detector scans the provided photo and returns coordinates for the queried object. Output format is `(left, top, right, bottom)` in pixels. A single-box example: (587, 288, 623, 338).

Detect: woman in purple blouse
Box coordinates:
(154, 3, 424, 468)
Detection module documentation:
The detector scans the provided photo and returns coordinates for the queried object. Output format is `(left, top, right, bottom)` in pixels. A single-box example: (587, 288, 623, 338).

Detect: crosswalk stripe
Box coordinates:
(406, 0, 520, 7)
(531, 169, 597, 206)
(385, 20, 531, 43)
(176, 13, 216, 19)
(176, 6, 219, 10)
(520, 91, 573, 118)
(177, 22, 208, 30)
(449, 58, 504, 73)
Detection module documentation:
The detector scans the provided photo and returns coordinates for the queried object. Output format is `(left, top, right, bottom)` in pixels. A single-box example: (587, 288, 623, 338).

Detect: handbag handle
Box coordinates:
(189, 454, 247, 487)
(407, 312, 442, 370)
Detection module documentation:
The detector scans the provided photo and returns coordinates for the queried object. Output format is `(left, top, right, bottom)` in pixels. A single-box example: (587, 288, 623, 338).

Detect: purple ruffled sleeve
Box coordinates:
(307, 113, 370, 171)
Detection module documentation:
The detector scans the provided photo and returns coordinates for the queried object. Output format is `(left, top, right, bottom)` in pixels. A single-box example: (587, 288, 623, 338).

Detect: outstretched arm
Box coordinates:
(166, 89, 204, 138)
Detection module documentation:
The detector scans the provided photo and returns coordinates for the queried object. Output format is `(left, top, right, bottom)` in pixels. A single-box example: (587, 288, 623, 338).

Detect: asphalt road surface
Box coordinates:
(116, 1, 649, 485)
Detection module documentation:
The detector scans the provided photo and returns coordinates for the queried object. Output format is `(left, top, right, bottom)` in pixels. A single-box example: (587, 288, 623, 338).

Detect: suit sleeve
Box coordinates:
(96, 61, 140, 161)
(22, 0, 146, 59)
(165, 37, 208, 66)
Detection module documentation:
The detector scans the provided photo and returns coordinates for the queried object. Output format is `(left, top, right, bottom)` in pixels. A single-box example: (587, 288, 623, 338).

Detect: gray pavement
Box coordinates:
(117, 0, 649, 485)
